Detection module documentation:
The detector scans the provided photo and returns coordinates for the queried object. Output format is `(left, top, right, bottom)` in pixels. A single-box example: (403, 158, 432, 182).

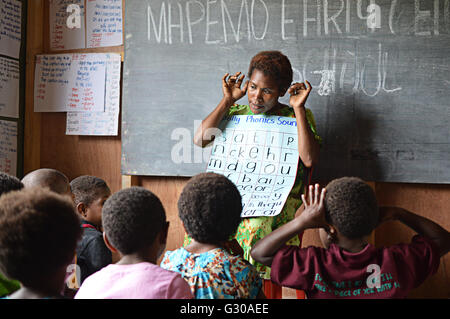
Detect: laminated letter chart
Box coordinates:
(207, 115, 300, 218)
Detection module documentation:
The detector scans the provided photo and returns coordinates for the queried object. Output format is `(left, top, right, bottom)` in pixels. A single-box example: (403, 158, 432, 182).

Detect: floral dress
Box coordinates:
(160, 247, 262, 299)
(185, 104, 321, 280)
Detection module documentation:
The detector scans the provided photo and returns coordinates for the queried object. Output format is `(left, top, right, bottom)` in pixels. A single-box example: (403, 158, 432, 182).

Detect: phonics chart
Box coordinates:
(207, 115, 299, 218)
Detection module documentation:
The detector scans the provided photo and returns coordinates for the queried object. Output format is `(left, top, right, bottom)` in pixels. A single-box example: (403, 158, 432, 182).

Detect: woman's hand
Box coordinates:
(288, 80, 312, 110)
(222, 72, 249, 104)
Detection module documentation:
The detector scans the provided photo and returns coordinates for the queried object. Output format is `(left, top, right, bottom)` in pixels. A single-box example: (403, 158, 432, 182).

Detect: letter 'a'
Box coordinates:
(67, 4, 81, 29)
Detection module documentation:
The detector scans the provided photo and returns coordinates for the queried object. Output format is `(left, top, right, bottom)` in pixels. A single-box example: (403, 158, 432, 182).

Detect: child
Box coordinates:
(251, 177, 450, 299)
(75, 187, 193, 299)
(0, 188, 81, 299)
(0, 172, 23, 297)
(70, 175, 112, 284)
(161, 173, 264, 299)
(191, 50, 322, 296)
(21, 168, 71, 195)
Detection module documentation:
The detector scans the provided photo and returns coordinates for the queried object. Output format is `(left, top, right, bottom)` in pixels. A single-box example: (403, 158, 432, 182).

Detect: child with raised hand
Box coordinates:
(251, 177, 450, 299)
(70, 175, 112, 284)
(0, 188, 81, 299)
(161, 173, 264, 299)
(191, 51, 321, 295)
(75, 187, 193, 299)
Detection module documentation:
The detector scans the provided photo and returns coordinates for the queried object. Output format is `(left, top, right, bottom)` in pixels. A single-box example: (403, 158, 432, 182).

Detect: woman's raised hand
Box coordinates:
(288, 80, 312, 110)
(222, 72, 249, 104)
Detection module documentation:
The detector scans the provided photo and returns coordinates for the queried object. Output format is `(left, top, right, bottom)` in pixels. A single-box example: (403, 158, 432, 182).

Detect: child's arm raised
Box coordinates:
(379, 207, 450, 257)
(193, 72, 249, 147)
(251, 184, 327, 266)
(288, 80, 320, 168)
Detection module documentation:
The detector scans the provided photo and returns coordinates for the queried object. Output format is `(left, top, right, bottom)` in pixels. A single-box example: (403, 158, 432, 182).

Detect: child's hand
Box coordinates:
(288, 80, 312, 110)
(222, 72, 249, 104)
(298, 184, 327, 229)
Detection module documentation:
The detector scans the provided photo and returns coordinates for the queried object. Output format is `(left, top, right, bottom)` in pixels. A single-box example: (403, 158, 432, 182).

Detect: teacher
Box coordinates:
(193, 51, 321, 298)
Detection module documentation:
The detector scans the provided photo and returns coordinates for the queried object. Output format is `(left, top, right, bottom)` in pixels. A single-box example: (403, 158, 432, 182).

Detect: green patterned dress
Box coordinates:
(185, 104, 321, 279)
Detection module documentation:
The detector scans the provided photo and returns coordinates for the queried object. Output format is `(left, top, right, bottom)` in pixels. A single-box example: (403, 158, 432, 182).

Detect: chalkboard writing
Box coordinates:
(122, 0, 450, 183)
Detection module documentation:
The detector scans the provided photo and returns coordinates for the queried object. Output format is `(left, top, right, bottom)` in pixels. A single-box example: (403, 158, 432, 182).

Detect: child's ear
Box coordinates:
(327, 225, 338, 242)
(76, 202, 87, 217)
(103, 232, 118, 253)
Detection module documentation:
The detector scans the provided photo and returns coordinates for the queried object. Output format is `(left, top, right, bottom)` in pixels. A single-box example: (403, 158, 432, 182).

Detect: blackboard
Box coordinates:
(122, 0, 450, 183)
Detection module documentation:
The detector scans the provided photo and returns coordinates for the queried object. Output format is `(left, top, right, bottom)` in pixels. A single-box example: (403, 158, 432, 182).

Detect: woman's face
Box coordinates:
(247, 69, 282, 114)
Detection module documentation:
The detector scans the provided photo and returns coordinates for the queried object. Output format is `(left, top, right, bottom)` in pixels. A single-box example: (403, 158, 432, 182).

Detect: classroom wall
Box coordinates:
(24, 0, 449, 298)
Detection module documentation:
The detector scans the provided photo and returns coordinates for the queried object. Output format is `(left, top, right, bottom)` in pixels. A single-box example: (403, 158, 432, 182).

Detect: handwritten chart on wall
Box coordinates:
(0, 56, 19, 118)
(34, 54, 106, 112)
(122, 0, 450, 183)
(0, 0, 25, 177)
(33, 53, 121, 136)
(49, 0, 123, 50)
(66, 53, 121, 135)
(207, 115, 299, 218)
(0, 0, 22, 59)
(0, 120, 17, 176)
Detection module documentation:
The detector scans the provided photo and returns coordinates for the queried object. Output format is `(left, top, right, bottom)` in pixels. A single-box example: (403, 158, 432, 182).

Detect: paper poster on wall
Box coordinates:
(0, 56, 19, 118)
(50, 0, 123, 50)
(66, 53, 121, 135)
(0, 119, 17, 176)
(49, 0, 86, 51)
(34, 53, 106, 112)
(86, 0, 123, 48)
(206, 115, 300, 218)
(0, 0, 22, 59)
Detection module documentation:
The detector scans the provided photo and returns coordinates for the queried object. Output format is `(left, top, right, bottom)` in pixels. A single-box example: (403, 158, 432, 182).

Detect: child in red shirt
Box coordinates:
(251, 177, 449, 298)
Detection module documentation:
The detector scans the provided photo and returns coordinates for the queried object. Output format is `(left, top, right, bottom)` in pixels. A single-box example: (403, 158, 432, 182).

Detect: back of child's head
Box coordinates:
(0, 188, 81, 287)
(0, 172, 23, 196)
(248, 50, 293, 92)
(178, 173, 242, 245)
(70, 175, 110, 206)
(324, 177, 379, 239)
(21, 168, 69, 195)
(102, 187, 166, 255)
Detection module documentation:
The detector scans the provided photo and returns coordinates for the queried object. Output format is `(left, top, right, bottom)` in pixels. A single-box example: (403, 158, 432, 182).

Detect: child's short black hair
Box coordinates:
(70, 175, 110, 206)
(248, 51, 293, 93)
(178, 173, 242, 245)
(0, 188, 81, 287)
(102, 187, 166, 255)
(324, 177, 379, 239)
(0, 172, 23, 196)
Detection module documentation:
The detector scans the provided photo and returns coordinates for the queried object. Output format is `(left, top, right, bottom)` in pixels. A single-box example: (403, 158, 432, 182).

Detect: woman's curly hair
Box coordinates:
(324, 177, 379, 239)
(178, 173, 242, 245)
(248, 50, 293, 93)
